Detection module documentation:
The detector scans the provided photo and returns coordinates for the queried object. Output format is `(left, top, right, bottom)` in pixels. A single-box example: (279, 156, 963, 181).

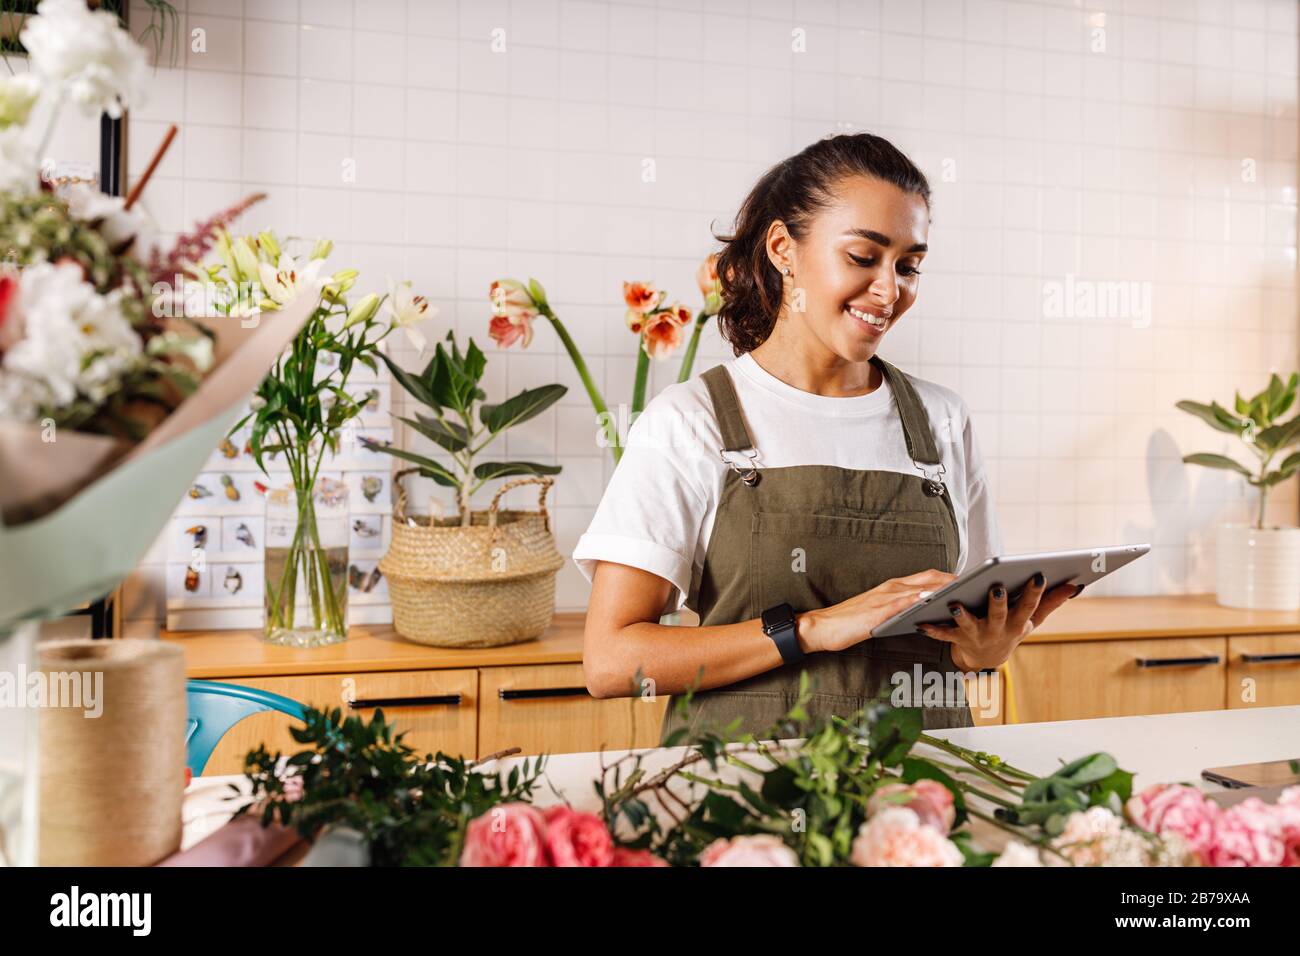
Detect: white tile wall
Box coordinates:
(121, 0, 1298, 626)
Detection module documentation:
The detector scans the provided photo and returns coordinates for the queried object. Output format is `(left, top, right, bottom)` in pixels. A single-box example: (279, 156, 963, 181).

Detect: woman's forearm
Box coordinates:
(584, 611, 824, 699)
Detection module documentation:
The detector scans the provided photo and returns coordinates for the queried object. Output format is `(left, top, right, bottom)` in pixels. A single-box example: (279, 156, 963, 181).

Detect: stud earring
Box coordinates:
(780, 265, 791, 276)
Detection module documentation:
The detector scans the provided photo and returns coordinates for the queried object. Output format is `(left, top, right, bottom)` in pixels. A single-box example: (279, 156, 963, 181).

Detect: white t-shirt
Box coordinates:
(573, 352, 1002, 612)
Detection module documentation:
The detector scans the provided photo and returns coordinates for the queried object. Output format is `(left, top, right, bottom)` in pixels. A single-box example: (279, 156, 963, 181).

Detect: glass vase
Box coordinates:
(263, 477, 349, 647)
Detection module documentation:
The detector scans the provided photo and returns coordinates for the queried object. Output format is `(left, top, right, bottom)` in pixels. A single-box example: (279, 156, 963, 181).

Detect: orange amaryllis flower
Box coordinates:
(641, 310, 687, 360)
(488, 279, 538, 349)
(696, 253, 722, 316)
(623, 281, 661, 333)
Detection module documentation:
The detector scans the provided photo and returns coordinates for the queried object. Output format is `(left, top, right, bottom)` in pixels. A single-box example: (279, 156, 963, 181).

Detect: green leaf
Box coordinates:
(377, 351, 435, 409)
(1175, 400, 1242, 435)
(481, 384, 568, 434)
(358, 438, 461, 486)
(1181, 453, 1253, 478)
(400, 414, 468, 453)
(471, 461, 563, 482)
(1255, 415, 1300, 453)
(867, 707, 922, 767)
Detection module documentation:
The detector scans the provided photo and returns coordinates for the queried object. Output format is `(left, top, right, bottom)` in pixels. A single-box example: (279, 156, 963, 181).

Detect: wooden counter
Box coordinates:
(164, 613, 586, 678)
(162, 595, 1300, 679)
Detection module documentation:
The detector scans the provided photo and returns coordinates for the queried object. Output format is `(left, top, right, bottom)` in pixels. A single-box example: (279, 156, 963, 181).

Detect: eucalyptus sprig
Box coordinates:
(1177, 372, 1300, 529)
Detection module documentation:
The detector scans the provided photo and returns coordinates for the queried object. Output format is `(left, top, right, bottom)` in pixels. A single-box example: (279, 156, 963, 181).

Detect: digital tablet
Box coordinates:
(870, 544, 1150, 638)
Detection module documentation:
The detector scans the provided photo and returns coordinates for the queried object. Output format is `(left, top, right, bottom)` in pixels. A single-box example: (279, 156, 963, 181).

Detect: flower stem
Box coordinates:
(631, 340, 649, 415)
(677, 310, 709, 383)
(542, 305, 621, 463)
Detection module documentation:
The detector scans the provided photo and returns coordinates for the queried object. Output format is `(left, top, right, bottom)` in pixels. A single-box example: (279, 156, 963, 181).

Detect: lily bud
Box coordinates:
(526, 277, 548, 309)
(345, 292, 381, 328)
(232, 237, 260, 283)
(258, 231, 282, 262)
(310, 238, 334, 260)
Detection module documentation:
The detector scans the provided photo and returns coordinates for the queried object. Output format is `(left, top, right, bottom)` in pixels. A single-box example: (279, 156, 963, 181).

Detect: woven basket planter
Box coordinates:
(380, 472, 565, 648)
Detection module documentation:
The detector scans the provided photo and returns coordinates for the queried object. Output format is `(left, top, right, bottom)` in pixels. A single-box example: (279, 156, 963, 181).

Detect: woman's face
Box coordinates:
(767, 174, 929, 364)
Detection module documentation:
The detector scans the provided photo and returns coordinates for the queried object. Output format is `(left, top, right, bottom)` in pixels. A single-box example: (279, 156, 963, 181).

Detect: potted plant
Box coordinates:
(1177, 373, 1300, 609)
(361, 331, 567, 648)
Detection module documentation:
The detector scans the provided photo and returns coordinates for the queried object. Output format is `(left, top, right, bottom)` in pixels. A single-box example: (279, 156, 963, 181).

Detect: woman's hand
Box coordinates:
(916, 573, 1082, 671)
(800, 569, 956, 653)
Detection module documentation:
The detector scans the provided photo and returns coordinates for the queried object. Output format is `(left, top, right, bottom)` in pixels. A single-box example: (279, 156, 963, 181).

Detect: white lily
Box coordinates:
(384, 278, 434, 353)
(257, 253, 324, 308)
(20, 0, 148, 119)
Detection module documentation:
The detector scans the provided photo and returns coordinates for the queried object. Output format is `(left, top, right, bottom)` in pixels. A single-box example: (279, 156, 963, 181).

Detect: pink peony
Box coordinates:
(868, 779, 957, 834)
(541, 806, 616, 867)
(850, 807, 964, 867)
(700, 835, 800, 867)
(1125, 783, 1221, 861)
(611, 847, 670, 867)
(990, 840, 1044, 867)
(1277, 786, 1300, 866)
(1207, 798, 1286, 868)
(459, 803, 548, 867)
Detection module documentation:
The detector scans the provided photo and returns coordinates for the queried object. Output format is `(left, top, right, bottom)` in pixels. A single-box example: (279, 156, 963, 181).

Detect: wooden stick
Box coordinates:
(124, 123, 177, 210)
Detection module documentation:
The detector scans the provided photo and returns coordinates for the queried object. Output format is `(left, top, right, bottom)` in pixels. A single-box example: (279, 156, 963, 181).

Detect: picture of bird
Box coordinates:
(184, 566, 200, 592)
(352, 519, 379, 538)
(222, 567, 243, 595)
(361, 476, 382, 502)
(185, 525, 207, 549)
(348, 564, 383, 593)
(188, 482, 213, 499)
(218, 437, 238, 459)
(234, 523, 256, 548)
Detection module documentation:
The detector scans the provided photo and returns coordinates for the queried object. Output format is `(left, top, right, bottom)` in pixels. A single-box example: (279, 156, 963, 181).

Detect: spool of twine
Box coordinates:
(38, 639, 186, 867)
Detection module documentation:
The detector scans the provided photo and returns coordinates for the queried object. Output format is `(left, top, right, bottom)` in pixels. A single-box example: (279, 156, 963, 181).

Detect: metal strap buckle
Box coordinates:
(721, 448, 761, 487)
(916, 461, 946, 497)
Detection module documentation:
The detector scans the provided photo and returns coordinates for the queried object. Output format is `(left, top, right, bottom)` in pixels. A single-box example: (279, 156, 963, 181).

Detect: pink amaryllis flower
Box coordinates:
(701, 834, 800, 867)
(541, 805, 616, 867)
(640, 307, 689, 360)
(623, 281, 662, 333)
(868, 779, 957, 834)
(1125, 783, 1220, 863)
(696, 253, 722, 316)
(488, 279, 538, 349)
(850, 807, 964, 867)
(459, 803, 548, 867)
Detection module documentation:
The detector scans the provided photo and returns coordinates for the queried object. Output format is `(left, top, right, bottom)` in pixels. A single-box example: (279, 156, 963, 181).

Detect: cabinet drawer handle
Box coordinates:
(1240, 652, 1300, 664)
(499, 686, 589, 701)
(1135, 655, 1221, 668)
(349, 694, 462, 709)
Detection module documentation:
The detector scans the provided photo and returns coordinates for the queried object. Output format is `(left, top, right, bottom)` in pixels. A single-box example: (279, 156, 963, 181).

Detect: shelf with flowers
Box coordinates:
(234, 682, 1300, 868)
(487, 254, 722, 463)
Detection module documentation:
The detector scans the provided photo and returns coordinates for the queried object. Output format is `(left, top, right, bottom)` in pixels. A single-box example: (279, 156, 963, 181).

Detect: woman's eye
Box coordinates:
(898, 264, 923, 276)
(848, 253, 872, 267)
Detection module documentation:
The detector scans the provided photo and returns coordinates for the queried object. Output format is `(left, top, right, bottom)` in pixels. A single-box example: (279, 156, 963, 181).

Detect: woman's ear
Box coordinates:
(765, 219, 794, 275)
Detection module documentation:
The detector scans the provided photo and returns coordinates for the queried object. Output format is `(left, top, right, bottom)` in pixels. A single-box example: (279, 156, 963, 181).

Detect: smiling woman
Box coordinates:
(574, 133, 1080, 742)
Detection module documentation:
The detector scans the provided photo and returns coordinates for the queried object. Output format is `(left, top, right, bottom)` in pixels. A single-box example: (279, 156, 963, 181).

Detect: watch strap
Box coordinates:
(762, 602, 805, 665)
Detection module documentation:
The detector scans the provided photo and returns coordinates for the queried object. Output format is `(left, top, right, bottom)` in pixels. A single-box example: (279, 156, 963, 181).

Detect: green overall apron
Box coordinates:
(660, 355, 975, 743)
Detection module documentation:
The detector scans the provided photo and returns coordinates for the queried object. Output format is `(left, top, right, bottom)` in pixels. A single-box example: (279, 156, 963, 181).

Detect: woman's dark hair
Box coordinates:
(714, 133, 931, 355)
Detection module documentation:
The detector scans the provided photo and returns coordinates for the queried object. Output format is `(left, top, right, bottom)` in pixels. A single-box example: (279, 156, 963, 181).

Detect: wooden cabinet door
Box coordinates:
(630, 693, 671, 748)
(1009, 637, 1226, 723)
(966, 670, 1005, 726)
(478, 664, 635, 757)
(201, 669, 478, 776)
(1227, 634, 1300, 709)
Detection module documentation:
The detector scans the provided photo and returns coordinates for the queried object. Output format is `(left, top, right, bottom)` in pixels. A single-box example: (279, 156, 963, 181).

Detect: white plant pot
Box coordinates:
(1216, 523, 1300, 610)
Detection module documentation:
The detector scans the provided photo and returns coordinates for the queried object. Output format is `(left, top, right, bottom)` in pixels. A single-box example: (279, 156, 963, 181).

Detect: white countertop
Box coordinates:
(184, 705, 1300, 851)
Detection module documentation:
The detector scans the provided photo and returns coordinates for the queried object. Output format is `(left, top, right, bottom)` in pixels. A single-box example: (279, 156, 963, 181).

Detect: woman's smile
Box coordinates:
(846, 303, 891, 336)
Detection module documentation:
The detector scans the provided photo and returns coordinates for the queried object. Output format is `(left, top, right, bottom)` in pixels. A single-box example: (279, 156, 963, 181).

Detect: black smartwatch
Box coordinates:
(762, 602, 805, 665)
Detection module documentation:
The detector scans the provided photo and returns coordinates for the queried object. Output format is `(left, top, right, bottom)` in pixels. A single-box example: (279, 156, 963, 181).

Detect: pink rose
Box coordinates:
(1207, 798, 1286, 867)
(281, 774, 304, 804)
(700, 835, 800, 867)
(851, 807, 964, 867)
(611, 847, 670, 867)
(1277, 787, 1300, 867)
(1125, 784, 1220, 861)
(868, 779, 957, 834)
(460, 803, 548, 867)
(541, 806, 615, 867)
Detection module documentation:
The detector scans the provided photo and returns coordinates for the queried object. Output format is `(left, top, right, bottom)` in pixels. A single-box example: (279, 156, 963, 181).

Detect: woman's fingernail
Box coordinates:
(993, 587, 1005, 599)
(948, 604, 962, 617)
(1032, 572, 1045, 587)
(1071, 584, 1085, 598)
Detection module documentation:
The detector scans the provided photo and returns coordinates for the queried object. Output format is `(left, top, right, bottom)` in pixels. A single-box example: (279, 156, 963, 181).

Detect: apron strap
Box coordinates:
(873, 356, 943, 466)
(701, 364, 755, 452)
